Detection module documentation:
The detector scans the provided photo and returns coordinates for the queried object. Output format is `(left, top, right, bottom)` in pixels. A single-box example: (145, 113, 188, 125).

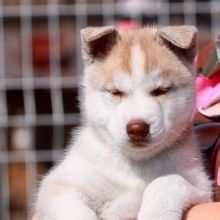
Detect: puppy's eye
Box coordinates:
(151, 87, 172, 96)
(108, 89, 124, 97)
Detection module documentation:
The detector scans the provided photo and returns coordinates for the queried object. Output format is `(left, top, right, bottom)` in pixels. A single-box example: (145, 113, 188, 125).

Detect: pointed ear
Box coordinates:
(80, 26, 119, 65)
(158, 25, 197, 62)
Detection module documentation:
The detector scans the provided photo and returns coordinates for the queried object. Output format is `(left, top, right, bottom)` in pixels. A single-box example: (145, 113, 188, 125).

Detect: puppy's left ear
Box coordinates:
(81, 26, 119, 65)
(158, 25, 197, 63)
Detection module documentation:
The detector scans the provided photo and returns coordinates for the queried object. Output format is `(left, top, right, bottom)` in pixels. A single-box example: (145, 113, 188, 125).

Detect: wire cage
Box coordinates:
(0, 0, 219, 220)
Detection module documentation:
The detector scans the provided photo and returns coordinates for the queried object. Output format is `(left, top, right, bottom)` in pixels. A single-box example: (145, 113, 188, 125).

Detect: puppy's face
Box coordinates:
(80, 26, 197, 159)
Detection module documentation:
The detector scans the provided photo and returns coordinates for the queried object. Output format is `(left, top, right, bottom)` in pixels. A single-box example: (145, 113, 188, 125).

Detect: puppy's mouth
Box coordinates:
(130, 139, 148, 148)
(128, 133, 164, 148)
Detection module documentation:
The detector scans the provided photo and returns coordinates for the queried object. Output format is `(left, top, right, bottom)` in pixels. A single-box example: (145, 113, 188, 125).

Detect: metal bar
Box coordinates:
(0, 149, 63, 163)
(0, 2, 218, 17)
(157, 0, 170, 26)
(184, 0, 196, 25)
(20, 0, 37, 218)
(48, 0, 65, 155)
(211, 0, 220, 37)
(102, 0, 114, 25)
(3, 113, 79, 127)
(0, 0, 10, 219)
(0, 76, 79, 90)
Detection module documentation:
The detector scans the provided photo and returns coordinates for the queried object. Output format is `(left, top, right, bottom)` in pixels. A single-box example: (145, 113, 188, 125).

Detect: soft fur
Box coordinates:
(35, 26, 212, 220)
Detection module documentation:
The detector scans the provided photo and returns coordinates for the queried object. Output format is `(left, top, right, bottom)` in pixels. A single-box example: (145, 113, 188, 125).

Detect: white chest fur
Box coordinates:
(36, 126, 212, 220)
(55, 127, 187, 216)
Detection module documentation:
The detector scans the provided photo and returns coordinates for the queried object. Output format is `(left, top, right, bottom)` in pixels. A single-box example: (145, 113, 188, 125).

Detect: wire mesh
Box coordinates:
(0, 0, 219, 219)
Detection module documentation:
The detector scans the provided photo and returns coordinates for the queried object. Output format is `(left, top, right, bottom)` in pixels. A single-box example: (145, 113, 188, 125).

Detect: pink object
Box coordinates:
(32, 215, 39, 220)
(116, 20, 141, 31)
(196, 75, 220, 110)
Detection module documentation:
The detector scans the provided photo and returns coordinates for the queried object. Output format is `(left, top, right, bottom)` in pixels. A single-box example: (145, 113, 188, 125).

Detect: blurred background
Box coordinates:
(0, 0, 219, 220)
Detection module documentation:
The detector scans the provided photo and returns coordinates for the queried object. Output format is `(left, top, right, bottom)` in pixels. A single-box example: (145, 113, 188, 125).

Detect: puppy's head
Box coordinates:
(80, 25, 197, 160)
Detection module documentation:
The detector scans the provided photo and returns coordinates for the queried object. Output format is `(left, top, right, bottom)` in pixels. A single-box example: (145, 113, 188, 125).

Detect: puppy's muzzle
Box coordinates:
(126, 119, 150, 142)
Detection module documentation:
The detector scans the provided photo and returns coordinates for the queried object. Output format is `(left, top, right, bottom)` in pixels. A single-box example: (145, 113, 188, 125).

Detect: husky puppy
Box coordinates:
(36, 26, 212, 220)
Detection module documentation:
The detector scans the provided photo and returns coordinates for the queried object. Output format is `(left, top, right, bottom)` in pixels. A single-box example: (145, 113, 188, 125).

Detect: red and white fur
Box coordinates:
(35, 26, 212, 220)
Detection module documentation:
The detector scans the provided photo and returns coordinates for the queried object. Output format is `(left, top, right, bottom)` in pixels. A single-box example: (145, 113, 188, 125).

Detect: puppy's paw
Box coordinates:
(100, 211, 137, 220)
(138, 211, 181, 220)
(100, 193, 140, 220)
(100, 204, 137, 220)
(37, 211, 99, 220)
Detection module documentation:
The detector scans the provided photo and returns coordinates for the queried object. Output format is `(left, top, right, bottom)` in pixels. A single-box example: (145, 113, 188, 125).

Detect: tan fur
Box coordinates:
(159, 25, 197, 49)
(90, 27, 194, 89)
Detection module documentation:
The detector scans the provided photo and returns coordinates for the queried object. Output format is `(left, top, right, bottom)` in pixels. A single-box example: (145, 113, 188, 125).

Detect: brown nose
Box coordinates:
(126, 119, 150, 140)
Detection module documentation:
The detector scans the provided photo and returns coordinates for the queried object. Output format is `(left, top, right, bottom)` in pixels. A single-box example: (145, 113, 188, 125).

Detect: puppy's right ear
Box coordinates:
(80, 26, 119, 65)
(158, 25, 197, 63)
